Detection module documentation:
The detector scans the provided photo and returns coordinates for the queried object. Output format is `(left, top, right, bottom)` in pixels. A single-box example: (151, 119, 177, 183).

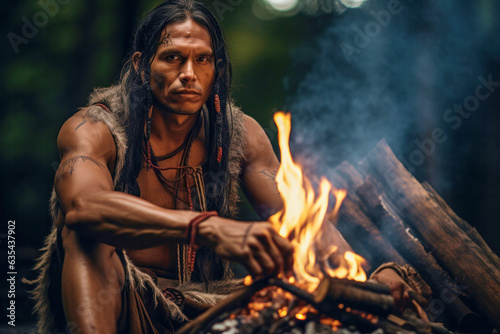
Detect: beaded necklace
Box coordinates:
(144, 113, 207, 283)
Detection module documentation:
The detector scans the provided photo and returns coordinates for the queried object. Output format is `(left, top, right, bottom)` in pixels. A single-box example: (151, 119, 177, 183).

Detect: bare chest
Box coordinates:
(136, 139, 207, 210)
(126, 141, 207, 273)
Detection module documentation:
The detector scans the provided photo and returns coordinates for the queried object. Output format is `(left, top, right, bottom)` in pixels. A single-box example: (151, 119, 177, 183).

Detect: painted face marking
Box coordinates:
(159, 34, 172, 48)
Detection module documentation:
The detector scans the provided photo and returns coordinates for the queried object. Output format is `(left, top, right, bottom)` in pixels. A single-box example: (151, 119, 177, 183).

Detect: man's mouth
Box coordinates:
(173, 90, 201, 95)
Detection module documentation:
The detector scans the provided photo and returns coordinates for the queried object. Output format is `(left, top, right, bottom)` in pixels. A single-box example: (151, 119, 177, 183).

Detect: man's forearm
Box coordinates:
(64, 191, 200, 249)
(61, 190, 295, 276)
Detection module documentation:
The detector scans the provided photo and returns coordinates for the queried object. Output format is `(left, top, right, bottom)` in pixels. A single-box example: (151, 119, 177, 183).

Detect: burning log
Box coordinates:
(334, 195, 407, 268)
(358, 139, 500, 330)
(326, 165, 406, 267)
(314, 277, 394, 315)
(317, 276, 392, 295)
(327, 164, 407, 268)
(268, 277, 385, 333)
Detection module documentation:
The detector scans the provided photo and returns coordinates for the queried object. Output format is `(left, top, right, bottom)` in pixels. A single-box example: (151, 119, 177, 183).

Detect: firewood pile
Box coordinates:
(326, 140, 500, 333)
(179, 140, 499, 334)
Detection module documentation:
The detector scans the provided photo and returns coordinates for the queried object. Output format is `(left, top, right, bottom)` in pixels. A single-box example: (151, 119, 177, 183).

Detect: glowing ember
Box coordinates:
(269, 112, 366, 291)
(278, 307, 288, 318)
(243, 275, 253, 286)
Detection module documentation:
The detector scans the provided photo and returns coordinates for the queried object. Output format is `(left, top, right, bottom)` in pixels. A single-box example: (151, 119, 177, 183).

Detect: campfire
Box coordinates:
(269, 112, 365, 292)
(178, 112, 456, 334)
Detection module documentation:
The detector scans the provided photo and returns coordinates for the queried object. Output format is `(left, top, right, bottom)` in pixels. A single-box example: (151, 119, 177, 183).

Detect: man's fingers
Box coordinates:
(244, 253, 263, 277)
(249, 240, 276, 276)
(219, 221, 293, 277)
(271, 230, 294, 273)
(258, 231, 284, 274)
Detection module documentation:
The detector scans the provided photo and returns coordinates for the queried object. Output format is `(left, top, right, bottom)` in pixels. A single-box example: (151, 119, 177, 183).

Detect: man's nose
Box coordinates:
(179, 60, 196, 83)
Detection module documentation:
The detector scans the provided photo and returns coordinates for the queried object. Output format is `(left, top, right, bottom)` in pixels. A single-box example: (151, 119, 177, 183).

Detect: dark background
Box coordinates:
(1, 0, 499, 327)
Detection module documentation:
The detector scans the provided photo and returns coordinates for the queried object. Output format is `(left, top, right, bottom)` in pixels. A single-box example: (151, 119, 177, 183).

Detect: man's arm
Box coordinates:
(240, 115, 283, 220)
(56, 112, 292, 275)
(55, 113, 197, 249)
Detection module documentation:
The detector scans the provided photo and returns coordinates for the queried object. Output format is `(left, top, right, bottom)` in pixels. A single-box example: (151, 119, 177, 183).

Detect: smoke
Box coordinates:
(285, 0, 483, 179)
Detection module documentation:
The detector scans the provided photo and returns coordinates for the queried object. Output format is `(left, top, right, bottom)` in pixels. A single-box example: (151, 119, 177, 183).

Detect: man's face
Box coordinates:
(149, 19, 215, 115)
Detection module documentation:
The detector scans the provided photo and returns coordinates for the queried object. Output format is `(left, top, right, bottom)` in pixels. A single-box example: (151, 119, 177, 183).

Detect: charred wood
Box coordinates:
(314, 277, 394, 316)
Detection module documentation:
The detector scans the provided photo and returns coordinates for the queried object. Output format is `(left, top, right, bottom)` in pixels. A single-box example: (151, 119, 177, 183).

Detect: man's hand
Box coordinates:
(371, 268, 429, 321)
(197, 218, 294, 277)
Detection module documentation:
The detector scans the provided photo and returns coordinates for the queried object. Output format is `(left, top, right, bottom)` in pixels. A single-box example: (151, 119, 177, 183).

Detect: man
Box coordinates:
(27, 1, 428, 333)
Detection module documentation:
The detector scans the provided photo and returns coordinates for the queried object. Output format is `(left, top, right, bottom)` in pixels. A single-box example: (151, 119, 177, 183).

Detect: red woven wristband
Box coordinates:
(186, 211, 219, 250)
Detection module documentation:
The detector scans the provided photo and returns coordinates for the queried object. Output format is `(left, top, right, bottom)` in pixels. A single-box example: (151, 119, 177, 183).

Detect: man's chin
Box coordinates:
(155, 102, 203, 116)
(168, 107, 202, 116)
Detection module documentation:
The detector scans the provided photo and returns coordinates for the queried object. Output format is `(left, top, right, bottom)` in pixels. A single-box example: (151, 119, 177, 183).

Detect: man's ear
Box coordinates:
(132, 52, 142, 73)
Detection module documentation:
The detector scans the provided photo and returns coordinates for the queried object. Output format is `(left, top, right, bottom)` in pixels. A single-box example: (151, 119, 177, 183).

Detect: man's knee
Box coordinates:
(60, 228, 125, 331)
(62, 227, 125, 290)
(62, 227, 115, 258)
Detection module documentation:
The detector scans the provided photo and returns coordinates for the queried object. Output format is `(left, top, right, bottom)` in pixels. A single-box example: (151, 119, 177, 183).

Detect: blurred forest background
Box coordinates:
(1, 0, 500, 327)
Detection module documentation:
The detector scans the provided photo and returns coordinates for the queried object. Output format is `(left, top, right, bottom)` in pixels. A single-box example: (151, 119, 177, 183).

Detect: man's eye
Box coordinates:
(198, 56, 212, 63)
(165, 55, 180, 62)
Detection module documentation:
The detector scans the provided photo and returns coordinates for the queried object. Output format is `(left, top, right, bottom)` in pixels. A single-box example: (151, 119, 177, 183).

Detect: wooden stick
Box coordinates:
(267, 278, 316, 304)
(176, 278, 270, 334)
(324, 276, 392, 295)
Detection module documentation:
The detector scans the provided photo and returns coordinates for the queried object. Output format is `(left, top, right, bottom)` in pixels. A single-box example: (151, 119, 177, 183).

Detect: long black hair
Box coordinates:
(116, 0, 234, 281)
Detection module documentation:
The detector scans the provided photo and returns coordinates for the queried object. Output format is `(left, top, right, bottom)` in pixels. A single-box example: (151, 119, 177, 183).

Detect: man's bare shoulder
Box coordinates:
(243, 114, 264, 134)
(57, 109, 116, 163)
(241, 114, 276, 166)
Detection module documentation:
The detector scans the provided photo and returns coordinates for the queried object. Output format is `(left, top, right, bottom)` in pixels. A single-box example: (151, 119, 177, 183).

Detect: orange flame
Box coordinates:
(269, 112, 366, 291)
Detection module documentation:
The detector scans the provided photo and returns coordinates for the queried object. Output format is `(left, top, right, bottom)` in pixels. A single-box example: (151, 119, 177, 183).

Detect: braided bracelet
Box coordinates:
(186, 211, 219, 248)
(185, 211, 219, 273)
